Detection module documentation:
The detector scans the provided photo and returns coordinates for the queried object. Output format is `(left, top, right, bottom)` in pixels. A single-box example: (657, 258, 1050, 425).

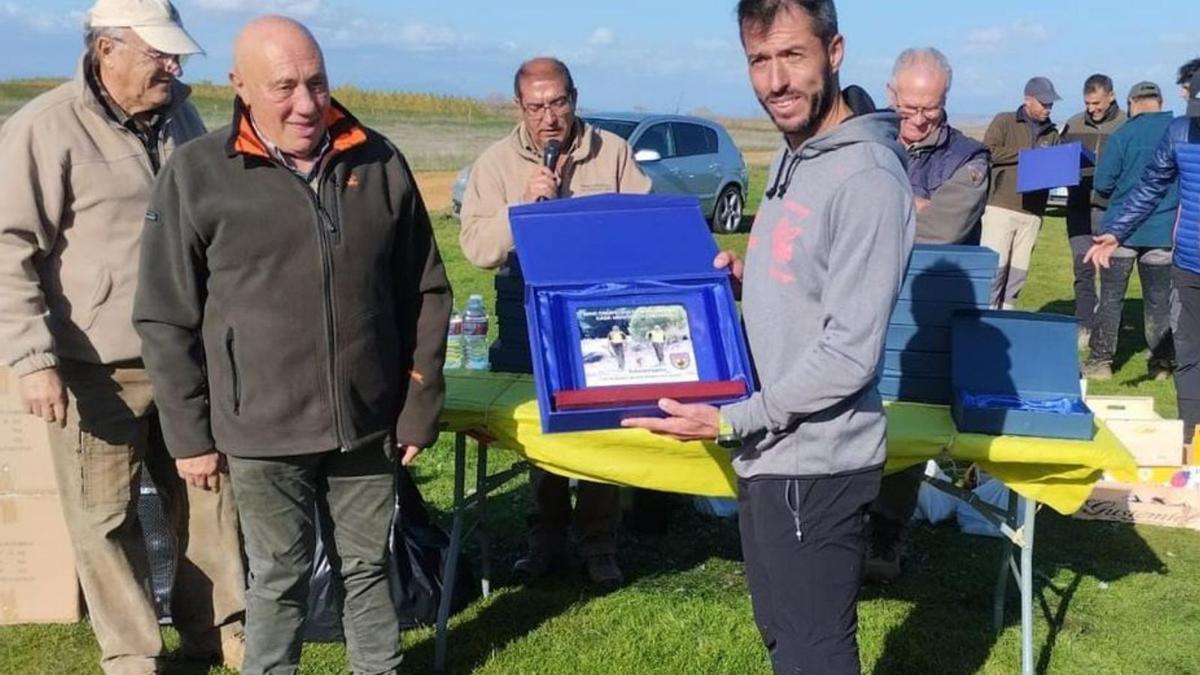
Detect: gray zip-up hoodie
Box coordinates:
(721, 102, 915, 479)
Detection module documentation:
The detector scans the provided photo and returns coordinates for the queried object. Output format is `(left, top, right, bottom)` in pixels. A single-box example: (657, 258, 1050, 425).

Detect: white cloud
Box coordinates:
(317, 17, 463, 51)
(0, 3, 83, 33)
(192, 0, 322, 17)
(587, 27, 615, 47)
(964, 19, 1049, 53)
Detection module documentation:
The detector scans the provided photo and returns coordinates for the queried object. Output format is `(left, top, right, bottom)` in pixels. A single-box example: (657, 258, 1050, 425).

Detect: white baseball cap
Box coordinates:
(87, 0, 204, 56)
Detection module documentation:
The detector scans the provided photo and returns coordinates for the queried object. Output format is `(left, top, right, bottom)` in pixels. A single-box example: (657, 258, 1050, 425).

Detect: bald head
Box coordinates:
(229, 15, 331, 161)
(512, 57, 575, 100)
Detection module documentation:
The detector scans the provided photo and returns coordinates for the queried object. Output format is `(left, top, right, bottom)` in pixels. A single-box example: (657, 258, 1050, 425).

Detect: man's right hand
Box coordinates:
(522, 166, 560, 203)
(713, 250, 745, 299)
(19, 368, 68, 427)
(1084, 233, 1120, 270)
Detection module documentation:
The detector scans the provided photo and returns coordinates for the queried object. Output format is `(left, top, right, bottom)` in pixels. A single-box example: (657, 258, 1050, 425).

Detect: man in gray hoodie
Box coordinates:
(624, 1, 914, 672)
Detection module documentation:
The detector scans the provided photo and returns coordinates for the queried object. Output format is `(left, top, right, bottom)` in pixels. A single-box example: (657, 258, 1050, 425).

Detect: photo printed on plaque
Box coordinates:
(575, 303, 700, 387)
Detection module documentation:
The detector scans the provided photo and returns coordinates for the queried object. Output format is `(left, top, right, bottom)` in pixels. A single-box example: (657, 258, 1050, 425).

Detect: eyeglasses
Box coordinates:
(895, 104, 944, 122)
(110, 36, 188, 68)
(521, 95, 573, 117)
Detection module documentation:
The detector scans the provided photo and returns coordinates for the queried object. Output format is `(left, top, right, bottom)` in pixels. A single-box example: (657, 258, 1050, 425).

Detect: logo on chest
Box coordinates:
(766, 201, 809, 285)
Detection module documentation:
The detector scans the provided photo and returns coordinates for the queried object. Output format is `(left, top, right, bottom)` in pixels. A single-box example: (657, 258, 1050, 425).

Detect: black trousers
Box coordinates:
(1067, 207, 1105, 330)
(1173, 267, 1200, 443)
(738, 468, 882, 675)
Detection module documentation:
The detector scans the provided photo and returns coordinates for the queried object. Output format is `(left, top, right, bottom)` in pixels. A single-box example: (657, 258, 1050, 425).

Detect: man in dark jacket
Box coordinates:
(981, 77, 1061, 309)
(134, 16, 452, 674)
(866, 46, 989, 582)
(1061, 74, 1126, 348)
(1082, 82, 1176, 381)
(1087, 66, 1200, 445)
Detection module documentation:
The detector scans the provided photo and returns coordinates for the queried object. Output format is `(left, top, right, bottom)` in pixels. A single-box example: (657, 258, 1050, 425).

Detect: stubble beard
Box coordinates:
(760, 63, 838, 142)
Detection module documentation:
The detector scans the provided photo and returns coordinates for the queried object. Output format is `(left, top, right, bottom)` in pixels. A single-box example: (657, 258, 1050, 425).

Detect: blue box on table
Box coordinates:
(1016, 142, 1096, 193)
(881, 245, 999, 405)
(950, 310, 1094, 439)
(510, 194, 754, 433)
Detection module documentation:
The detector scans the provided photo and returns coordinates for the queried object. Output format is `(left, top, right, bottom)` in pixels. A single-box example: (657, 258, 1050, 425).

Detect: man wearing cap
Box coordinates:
(1088, 66, 1200, 444)
(1081, 82, 1176, 381)
(981, 77, 1062, 309)
(0, 1, 244, 673)
(1061, 74, 1126, 353)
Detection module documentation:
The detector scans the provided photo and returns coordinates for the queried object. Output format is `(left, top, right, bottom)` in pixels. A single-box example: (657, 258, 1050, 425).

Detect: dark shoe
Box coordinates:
(1081, 359, 1113, 381)
(512, 550, 567, 582)
(1149, 359, 1174, 381)
(584, 554, 624, 592)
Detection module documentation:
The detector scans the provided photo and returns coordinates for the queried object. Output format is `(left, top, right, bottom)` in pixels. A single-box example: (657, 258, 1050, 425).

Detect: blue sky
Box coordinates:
(1, 0, 1196, 118)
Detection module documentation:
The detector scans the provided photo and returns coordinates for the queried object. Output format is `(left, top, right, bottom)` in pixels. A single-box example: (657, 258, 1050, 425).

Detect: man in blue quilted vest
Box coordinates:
(1087, 65, 1200, 445)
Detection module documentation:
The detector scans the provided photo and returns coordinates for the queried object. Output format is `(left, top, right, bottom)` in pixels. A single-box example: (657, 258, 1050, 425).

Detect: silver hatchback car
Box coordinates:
(452, 113, 749, 233)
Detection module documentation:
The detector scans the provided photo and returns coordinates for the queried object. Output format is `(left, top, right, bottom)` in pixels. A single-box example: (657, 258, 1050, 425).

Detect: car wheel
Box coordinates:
(711, 185, 744, 234)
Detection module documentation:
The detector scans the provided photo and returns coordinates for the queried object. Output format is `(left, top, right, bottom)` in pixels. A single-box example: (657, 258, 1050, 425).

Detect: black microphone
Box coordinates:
(537, 140, 562, 202)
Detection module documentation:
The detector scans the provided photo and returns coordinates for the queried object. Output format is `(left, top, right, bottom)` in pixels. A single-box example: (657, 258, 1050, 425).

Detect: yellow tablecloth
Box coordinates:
(441, 371, 1138, 515)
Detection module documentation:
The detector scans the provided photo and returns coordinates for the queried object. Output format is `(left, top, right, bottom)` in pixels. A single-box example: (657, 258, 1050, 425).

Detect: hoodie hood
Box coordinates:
(764, 85, 906, 200)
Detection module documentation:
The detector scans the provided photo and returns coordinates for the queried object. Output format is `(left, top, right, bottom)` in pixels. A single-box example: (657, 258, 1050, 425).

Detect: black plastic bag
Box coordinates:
(304, 466, 479, 641)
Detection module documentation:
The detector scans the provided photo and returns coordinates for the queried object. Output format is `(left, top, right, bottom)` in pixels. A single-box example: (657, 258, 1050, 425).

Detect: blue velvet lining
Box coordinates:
(958, 391, 1090, 415)
(531, 278, 749, 408)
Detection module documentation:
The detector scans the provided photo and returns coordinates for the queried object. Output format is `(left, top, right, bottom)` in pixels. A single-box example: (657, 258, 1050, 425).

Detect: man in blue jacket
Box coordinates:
(1082, 82, 1178, 381)
(1087, 67, 1200, 443)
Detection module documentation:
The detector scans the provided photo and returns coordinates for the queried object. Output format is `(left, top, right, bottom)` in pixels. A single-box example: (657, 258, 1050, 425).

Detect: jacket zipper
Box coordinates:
(225, 327, 241, 415)
(296, 164, 348, 451)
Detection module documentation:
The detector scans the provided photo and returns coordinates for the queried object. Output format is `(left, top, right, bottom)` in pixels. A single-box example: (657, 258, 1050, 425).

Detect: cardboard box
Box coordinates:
(1075, 481, 1200, 531)
(0, 368, 58, 495)
(1086, 395, 1160, 421)
(1106, 418, 1184, 467)
(0, 494, 81, 624)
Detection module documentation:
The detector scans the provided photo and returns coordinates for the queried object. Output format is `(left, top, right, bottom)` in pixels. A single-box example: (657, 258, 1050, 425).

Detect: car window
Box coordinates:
(672, 123, 718, 157)
(634, 123, 672, 158)
(584, 118, 638, 140)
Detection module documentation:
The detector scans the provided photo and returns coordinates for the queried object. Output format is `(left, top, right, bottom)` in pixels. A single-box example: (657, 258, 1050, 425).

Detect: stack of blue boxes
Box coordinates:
(879, 244, 999, 404)
(489, 257, 534, 374)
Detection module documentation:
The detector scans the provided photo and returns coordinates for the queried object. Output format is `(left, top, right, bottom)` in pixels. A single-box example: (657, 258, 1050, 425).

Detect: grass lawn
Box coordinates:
(3, 175, 1199, 674)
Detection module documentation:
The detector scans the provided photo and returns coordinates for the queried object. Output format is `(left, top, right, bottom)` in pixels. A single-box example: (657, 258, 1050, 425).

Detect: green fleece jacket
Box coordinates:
(135, 99, 452, 458)
(983, 106, 1061, 216)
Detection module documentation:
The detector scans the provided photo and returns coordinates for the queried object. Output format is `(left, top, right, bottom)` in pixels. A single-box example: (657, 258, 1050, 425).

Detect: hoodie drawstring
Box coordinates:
(765, 152, 802, 201)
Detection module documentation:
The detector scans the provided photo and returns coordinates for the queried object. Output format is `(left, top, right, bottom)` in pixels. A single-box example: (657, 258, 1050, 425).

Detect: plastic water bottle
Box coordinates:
(444, 306, 463, 370)
(462, 294, 490, 371)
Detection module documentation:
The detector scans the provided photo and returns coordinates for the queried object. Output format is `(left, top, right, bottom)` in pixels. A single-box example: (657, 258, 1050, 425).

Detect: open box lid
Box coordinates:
(951, 310, 1082, 399)
(1017, 141, 1096, 193)
(510, 194, 719, 287)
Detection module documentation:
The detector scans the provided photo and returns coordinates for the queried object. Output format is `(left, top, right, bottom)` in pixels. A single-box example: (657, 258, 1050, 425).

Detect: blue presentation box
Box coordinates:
(510, 194, 755, 434)
(1016, 142, 1096, 193)
(878, 373, 950, 405)
(950, 310, 1094, 439)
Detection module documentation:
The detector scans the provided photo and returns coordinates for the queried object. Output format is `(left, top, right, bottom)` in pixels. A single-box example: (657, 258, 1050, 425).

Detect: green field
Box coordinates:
(1, 79, 1197, 673)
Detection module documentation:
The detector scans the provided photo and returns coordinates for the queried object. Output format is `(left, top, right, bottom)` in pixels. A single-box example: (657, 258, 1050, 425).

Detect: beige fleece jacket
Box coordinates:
(459, 120, 651, 269)
(0, 60, 205, 375)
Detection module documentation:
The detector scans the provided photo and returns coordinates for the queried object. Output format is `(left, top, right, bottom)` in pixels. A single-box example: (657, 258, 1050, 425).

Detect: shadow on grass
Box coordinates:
(868, 511, 1163, 675)
(1040, 296, 1168, 377)
(402, 471, 742, 673)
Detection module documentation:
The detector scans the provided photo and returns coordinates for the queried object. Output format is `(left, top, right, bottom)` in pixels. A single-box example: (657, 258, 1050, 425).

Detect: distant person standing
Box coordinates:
(609, 324, 628, 370)
(981, 77, 1061, 309)
(646, 325, 667, 363)
(1087, 66, 1200, 444)
(1082, 82, 1176, 381)
(1061, 74, 1126, 347)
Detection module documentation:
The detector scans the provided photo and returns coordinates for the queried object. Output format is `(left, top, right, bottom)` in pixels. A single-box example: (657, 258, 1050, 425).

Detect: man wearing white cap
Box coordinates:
(0, 1, 244, 673)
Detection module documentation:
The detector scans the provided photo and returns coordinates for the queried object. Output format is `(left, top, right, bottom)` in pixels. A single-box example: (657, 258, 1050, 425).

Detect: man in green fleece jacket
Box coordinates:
(134, 16, 451, 675)
(981, 77, 1062, 309)
(626, 1, 913, 671)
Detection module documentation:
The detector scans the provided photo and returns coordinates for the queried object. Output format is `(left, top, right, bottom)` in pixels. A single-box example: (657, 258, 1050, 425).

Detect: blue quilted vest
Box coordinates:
(1179, 124, 1200, 274)
(906, 125, 989, 200)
